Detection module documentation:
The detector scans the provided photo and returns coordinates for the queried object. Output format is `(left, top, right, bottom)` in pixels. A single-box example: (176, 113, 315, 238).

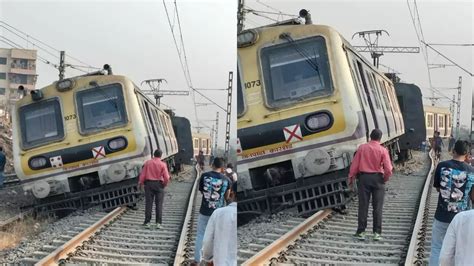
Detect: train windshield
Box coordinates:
(260, 36, 332, 107)
(19, 98, 64, 149)
(237, 66, 245, 116)
(76, 83, 127, 133)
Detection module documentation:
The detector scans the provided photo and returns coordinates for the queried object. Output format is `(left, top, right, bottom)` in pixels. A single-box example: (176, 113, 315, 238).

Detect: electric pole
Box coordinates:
(455, 76, 462, 138)
(237, 0, 245, 33)
(224, 71, 233, 159)
(58, 51, 65, 80)
(352, 30, 420, 68)
(214, 112, 219, 155)
(141, 79, 189, 106)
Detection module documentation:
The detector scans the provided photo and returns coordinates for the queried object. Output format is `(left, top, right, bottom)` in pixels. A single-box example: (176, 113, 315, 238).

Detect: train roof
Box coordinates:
(424, 105, 450, 114)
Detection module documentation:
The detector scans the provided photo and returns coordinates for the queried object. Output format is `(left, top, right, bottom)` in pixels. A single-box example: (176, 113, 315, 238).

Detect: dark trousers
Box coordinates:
(144, 180, 165, 224)
(357, 173, 385, 234)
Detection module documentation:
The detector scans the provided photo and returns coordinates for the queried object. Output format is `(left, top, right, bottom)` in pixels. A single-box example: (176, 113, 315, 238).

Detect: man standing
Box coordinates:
(193, 157, 230, 265)
(0, 146, 5, 188)
(138, 149, 170, 229)
(349, 129, 393, 241)
(448, 135, 456, 153)
(434, 131, 444, 159)
(201, 181, 237, 266)
(429, 140, 474, 265)
(225, 163, 238, 183)
(439, 209, 474, 265)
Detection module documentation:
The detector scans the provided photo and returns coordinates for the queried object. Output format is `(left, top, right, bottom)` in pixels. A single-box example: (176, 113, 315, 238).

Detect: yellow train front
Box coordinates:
(12, 73, 178, 208)
(237, 21, 404, 214)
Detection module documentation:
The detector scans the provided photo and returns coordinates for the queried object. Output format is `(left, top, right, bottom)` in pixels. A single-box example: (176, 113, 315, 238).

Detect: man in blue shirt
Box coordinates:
(192, 157, 230, 265)
(429, 140, 474, 265)
(0, 146, 6, 188)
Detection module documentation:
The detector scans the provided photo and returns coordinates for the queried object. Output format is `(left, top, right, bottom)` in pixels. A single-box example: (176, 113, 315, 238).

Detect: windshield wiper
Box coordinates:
(279, 33, 323, 83)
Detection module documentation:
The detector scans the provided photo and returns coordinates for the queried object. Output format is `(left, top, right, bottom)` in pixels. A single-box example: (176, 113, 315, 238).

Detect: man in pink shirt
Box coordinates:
(349, 129, 393, 241)
(138, 149, 170, 229)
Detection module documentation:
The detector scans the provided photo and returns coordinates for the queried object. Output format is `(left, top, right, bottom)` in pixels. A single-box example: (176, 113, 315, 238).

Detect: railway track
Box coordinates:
(240, 151, 437, 265)
(21, 166, 201, 265)
(2, 173, 20, 187)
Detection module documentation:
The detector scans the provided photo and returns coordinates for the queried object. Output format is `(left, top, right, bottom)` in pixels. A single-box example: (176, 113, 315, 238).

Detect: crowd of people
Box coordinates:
(350, 129, 474, 265)
(139, 149, 237, 265)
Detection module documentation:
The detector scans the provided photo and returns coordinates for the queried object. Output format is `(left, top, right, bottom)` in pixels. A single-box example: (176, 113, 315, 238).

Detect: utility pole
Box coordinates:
(455, 76, 462, 138)
(237, 0, 245, 33)
(352, 30, 420, 68)
(141, 79, 189, 106)
(224, 71, 233, 159)
(58, 51, 65, 80)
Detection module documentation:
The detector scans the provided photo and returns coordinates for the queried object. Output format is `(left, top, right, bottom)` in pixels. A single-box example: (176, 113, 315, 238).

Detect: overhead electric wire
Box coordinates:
(422, 41, 473, 76)
(428, 43, 474, 46)
(0, 36, 59, 69)
(0, 20, 97, 69)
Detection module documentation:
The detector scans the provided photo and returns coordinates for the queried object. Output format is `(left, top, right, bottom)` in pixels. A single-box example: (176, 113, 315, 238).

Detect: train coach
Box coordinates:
(12, 67, 178, 209)
(424, 105, 452, 139)
(237, 13, 413, 215)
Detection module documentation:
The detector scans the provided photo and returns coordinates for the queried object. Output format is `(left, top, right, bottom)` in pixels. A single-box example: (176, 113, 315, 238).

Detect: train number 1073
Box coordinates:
(64, 114, 77, 120)
(244, 80, 261, 89)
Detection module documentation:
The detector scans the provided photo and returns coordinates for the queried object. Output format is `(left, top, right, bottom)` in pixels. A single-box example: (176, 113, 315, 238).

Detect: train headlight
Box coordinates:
(29, 156, 48, 170)
(238, 29, 258, 48)
(108, 137, 127, 151)
(305, 112, 332, 131)
(56, 79, 75, 92)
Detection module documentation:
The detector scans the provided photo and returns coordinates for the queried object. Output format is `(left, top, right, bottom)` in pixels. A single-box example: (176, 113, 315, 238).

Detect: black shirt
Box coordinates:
(198, 171, 230, 216)
(433, 159, 474, 223)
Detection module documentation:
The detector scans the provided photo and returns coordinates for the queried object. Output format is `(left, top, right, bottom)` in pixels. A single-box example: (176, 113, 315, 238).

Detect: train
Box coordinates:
(424, 105, 452, 139)
(12, 66, 183, 210)
(192, 132, 212, 157)
(236, 12, 426, 215)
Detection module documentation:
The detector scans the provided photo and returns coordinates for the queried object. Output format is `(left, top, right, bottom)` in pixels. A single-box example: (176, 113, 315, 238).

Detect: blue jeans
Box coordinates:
(0, 171, 4, 187)
(429, 218, 450, 266)
(194, 213, 211, 262)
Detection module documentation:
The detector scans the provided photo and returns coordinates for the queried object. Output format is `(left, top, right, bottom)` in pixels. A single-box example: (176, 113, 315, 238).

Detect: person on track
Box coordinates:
(349, 129, 393, 241)
(138, 149, 170, 229)
(448, 134, 456, 153)
(434, 131, 444, 159)
(192, 157, 230, 265)
(201, 181, 237, 266)
(224, 163, 238, 184)
(429, 140, 474, 265)
(439, 209, 474, 265)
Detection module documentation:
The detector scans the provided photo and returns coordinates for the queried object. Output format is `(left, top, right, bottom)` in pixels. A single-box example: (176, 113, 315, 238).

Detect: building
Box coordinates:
(0, 48, 37, 118)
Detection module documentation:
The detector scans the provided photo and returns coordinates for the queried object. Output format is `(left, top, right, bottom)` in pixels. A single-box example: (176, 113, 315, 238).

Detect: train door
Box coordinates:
(143, 100, 160, 154)
(377, 78, 397, 134)
(152, 110, 169, 157)
(355, 60, 378, 133)
(384, 81, 403, 135)
(159, 113, 173, 154)
(136, 95, 154, 157)
(347, 53, 371, 141)
(372, 74, 391, 137)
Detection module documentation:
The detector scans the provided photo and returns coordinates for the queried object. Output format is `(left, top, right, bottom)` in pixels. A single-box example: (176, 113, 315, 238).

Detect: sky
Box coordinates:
(1, 0, 472, 141)
(243, 0, 473, 131)
(0, 0, 237, 147)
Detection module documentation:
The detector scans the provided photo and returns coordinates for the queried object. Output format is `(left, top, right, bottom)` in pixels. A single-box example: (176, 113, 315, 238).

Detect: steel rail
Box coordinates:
(34, 206, 127, 266)
(405, 150, 435, 265)
(242, 209, 332, 265)
(174, 163, 202, 265)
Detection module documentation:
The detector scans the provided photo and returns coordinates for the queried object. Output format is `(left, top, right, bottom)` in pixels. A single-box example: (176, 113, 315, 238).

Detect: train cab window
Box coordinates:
(439, 115, 444, 128)
(76, 83, 127, 134)
(237, 67, 246, 116)
(19, 98, 64, 149)
(260, 36, 332, 107)
(427, 113, 434, 128)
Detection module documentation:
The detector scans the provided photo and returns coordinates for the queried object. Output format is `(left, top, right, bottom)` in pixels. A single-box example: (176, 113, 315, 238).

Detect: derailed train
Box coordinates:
(12, 68, 190, 210)
(236, 13, 426, 215)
